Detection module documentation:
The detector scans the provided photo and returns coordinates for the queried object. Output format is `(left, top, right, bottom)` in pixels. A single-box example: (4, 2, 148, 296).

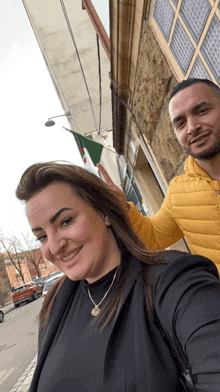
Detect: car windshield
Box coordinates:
(33, 278, 45, 284)
(14, 286, 27, 293)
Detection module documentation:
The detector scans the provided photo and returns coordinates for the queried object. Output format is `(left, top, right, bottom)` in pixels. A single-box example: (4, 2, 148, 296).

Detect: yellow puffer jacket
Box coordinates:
(128, 156, 220, 274)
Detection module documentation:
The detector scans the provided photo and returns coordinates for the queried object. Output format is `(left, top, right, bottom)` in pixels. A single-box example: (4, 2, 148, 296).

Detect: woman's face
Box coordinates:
(26, 182, 121, 283)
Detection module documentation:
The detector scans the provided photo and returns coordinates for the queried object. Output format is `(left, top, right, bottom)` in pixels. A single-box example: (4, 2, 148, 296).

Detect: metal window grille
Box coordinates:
(200, 15, 220, 84)
(188, 56, 211, 79)
(153, 0, 175, 42)
(179, 0, 211, 44)
(170, 19, 195, 74)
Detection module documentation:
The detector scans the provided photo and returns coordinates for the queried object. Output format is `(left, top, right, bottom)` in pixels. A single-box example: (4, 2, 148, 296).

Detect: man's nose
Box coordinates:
(187, 116, 200, 134)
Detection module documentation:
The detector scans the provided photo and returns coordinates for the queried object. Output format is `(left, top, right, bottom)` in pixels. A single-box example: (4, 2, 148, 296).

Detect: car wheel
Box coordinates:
(15, 303, 19, 308)
(0, 311, 4, 323)
(32, 291, 37, 301)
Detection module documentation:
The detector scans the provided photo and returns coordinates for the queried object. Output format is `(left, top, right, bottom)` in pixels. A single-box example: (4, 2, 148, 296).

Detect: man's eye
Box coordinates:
(199, 108, 207, 114)
(176, 121, 185, 130)
(61, 217, 72, 227)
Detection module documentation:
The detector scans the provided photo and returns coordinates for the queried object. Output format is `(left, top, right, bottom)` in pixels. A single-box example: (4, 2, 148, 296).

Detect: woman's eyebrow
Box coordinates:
(50, 208, 72, 224)
(32, 207, 72, 232)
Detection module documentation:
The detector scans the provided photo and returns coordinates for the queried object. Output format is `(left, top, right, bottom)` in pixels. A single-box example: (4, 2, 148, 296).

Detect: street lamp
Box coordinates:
(45, 112, 71, 126)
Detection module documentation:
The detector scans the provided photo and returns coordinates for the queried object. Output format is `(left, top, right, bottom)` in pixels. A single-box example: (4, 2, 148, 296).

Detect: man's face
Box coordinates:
(169, 83, 220, 161)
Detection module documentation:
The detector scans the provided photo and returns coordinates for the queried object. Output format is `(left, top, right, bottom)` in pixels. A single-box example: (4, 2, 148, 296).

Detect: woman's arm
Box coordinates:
(153, 254, 220, 391)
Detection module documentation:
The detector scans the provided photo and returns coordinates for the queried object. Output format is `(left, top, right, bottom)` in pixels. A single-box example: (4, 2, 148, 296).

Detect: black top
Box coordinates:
(30, 251, 220, 392)
(37, 268, 118, 392)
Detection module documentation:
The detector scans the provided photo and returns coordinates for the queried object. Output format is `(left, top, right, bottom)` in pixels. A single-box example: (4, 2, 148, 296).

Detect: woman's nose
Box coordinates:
(48, 234, 67, 256)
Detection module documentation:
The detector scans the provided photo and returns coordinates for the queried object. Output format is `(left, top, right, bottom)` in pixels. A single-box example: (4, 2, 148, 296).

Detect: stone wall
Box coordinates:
(132, 21, 188, 183)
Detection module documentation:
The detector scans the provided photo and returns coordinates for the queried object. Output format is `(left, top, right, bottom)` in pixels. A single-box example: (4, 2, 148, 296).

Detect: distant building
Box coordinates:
(0, 254, 12, 307)
(5, 256, 32, 288)
(4, 249, 59, 290)
(24, 248, 58, 280)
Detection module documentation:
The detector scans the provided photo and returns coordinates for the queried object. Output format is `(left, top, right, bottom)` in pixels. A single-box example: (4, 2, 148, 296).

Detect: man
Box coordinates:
(98, 78, 220, 273)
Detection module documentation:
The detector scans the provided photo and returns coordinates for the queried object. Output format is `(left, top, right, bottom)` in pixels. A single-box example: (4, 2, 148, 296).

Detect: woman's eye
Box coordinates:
(61, 217, 72, 227)
(36, 235, 47, 244)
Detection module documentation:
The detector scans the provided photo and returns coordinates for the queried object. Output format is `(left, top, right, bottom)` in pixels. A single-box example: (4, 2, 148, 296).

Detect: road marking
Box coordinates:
(0, 368, 14, 385)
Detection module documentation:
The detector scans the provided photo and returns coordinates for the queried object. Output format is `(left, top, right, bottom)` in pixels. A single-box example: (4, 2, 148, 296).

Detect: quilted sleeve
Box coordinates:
(153, 254, 220, 391)
(128, 184, 184, 250)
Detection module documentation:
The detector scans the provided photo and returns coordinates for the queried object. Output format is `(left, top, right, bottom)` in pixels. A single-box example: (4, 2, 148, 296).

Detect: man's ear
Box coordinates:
(104, 216, 111, 226)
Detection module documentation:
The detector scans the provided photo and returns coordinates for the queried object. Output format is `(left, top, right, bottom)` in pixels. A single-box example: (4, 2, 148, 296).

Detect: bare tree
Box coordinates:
(0, 230, 48, 283)
(18, 232, 43, 278)
(0, 236, 26, 284)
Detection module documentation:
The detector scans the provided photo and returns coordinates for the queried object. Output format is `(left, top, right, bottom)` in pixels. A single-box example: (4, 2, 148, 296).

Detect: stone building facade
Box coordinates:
(21, 0, 220, 252)
(110, 0, 220, 251)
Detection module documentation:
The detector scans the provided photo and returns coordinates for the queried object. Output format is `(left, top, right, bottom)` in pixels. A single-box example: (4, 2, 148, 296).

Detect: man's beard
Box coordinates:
(184, 139, 220, 160)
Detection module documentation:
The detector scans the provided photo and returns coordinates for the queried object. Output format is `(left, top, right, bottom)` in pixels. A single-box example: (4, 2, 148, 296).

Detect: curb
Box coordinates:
(9, 355, 37, 392)
(0, 302, 15, 315)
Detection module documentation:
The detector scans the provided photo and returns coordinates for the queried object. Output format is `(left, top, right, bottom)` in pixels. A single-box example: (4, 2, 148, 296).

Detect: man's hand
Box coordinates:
(97, 163, 128, 209)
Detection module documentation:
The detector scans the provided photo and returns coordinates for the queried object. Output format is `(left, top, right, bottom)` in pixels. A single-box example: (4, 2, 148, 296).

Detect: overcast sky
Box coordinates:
(92, 0, 109, 35)
(0, 0, 84, 240)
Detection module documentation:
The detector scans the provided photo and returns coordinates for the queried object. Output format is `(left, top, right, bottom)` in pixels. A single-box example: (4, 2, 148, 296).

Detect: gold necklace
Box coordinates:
(87, 267, 118, 317)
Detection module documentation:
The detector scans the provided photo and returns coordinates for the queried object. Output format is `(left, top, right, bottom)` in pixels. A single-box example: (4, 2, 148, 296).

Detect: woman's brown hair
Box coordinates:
(16, 161, 166, 328)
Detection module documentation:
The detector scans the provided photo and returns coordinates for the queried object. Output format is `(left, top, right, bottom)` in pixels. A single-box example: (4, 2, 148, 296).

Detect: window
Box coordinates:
(153, 0, 175, 41)
(150, 0, 220, 84)
(123, 168, 146, 215)
(200, 15, 220, 83)
(179, 0, 211, 44)
(170, 19, 195, 74)
(188, 56, 211, 79)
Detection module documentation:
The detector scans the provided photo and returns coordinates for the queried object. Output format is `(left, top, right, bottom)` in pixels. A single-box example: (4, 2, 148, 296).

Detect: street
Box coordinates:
(0, 298, 42, 392)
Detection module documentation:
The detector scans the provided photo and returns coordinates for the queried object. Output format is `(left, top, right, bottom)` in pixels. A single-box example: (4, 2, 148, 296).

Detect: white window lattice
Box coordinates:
(179, 0, 211, 44)
(188, 56, 211, 79)
(153, 0, 175, 42)
(171, 0, 179, 7)
(200, 15, 220, 84)
(170, 19, 195, 75)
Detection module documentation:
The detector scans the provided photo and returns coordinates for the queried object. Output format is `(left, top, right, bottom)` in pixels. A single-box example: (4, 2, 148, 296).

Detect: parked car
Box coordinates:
(12, 281, 43, 308)
(42, 272, 65, 302)
(0, 310, 4, 323)
(32, 276, 48, 287)
(46, 271, 63, 280)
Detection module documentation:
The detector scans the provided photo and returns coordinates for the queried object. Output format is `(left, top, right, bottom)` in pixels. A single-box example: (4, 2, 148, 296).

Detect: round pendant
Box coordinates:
(91, 306, 100, 317)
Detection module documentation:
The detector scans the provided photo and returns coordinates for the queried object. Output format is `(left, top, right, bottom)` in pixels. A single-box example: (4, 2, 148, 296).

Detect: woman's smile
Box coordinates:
(61, 246, 83, 262)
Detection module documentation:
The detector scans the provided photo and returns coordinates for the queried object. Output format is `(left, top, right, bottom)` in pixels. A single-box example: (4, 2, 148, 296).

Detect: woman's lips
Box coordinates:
(62, 246, 82, 262)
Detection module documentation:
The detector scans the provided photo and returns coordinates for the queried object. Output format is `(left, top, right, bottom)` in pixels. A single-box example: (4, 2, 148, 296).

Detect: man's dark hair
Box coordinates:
(170, 78, 220, 101)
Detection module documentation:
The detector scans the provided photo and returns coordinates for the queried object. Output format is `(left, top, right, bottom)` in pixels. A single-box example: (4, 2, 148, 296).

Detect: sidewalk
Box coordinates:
(1, 302, 37, 391)
(9, 355, 37, 392)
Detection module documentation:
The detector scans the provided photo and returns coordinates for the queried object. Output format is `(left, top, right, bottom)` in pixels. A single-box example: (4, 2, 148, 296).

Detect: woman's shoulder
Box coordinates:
(150, 250, 219, 287)
(151, 250, 219, 295)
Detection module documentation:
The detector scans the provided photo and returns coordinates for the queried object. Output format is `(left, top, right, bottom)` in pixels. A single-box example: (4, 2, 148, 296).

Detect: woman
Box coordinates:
(16, 161, 220, 391)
